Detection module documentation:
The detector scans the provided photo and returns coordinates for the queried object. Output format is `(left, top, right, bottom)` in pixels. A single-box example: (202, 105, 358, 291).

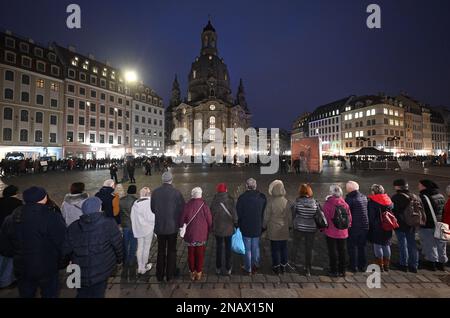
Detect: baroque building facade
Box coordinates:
(166, 21, 251, 158)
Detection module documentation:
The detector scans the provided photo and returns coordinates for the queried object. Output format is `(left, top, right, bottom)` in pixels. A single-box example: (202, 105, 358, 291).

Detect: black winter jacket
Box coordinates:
(420, 189, 445, 229)
(64, 212, 123, 287)
(95, 187, 115, 218)
(0, 203, 66, 279)
(237, 190, 267, 238)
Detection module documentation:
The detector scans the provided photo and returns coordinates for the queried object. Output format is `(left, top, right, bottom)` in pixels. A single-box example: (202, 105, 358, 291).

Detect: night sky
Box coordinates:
(1, 0, 449, 130)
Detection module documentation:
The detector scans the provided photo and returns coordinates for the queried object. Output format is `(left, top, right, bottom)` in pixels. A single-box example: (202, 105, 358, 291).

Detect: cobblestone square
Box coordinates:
(1, 164, 450, 298)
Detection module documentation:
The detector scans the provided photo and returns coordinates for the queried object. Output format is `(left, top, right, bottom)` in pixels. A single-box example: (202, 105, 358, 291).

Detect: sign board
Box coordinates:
(291, 137, 322, 173)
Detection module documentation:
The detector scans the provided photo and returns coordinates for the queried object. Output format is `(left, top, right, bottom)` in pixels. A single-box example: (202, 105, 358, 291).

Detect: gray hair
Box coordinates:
(140, 187, 151, 198)
(246, 178, 257, 190)
(371, 184, 385, 194)
(330, 184, 343, 198)
(103, 179, 115, 188)
(191, 187, 203, 199)
(446, 185, 450, 197)
(346, 181, 359, 192)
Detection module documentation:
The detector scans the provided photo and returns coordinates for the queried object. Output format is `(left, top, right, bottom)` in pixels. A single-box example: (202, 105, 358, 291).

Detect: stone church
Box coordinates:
(166, 20, 252, 157)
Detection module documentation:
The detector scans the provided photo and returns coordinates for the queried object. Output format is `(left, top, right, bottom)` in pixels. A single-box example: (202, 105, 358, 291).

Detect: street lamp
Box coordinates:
(124, 70, 138, 83)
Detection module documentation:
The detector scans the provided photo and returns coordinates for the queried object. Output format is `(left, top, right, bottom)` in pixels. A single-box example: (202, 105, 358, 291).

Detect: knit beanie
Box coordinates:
(216, 183, 227, 193)
(419, 179, 439, 190)
(127, 185, 137, 194)
(22, 186, 47, 204)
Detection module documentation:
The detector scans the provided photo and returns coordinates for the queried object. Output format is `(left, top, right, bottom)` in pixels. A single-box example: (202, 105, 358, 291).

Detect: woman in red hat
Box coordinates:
(210, 183, 238, 275)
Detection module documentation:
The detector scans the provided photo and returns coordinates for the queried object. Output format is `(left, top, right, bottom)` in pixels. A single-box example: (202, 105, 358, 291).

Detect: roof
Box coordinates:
(309, 96, 354, 120)
(203, 20, 216, 32)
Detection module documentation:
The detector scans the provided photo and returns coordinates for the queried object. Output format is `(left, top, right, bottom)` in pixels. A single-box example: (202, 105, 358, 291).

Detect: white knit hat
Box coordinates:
(191, 187, 203, 199)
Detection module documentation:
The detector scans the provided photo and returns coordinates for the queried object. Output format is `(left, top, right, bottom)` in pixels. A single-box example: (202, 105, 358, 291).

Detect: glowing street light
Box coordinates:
(124, 70, 138, 83)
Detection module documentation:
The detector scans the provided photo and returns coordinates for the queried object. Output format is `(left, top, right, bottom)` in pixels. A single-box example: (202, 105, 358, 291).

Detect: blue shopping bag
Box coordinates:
(231, 228, 246, 255)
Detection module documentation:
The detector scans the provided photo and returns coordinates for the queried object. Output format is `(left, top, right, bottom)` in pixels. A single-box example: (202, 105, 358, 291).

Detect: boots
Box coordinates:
(195, 272, 203, 281)
(436, 262, 446, 271)
(191, 271, 197, 281)
(374, 258, 384, 272)
(383, 258, 390, 272)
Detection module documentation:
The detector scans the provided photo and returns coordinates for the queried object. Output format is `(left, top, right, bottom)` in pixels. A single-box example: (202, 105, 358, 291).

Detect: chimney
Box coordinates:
(106, 60, 111, 67)
(68, 45, 76, 52)
(88, 53, 95, 60)
(28, 38, 35, 44)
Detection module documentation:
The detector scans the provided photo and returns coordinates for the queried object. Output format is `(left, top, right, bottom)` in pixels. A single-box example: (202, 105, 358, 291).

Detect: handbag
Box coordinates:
(423, 195, 450, 241)
(231, 228, 246, 255)
(313, 201, 328, 229)
(180, 202, 205, 238)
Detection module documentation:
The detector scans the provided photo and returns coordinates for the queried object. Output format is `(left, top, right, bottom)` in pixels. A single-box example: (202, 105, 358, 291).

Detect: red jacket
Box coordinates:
(443, 198, 450, 226)
(180, 198, 212, 244)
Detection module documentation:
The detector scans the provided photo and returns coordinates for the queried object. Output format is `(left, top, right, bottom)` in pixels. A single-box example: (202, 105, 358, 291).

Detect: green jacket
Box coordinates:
(119, 194, 137, 228)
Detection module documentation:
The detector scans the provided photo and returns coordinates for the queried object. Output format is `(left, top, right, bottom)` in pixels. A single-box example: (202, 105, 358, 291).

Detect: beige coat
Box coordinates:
(263, 181, 293, 241)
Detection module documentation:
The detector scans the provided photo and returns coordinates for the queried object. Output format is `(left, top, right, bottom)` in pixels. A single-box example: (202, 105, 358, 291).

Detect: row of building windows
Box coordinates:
(4, 37, 57, 62)
(134, 116, 163, 126)
(2, 128, 57, 143)
(3, 51, 60, 76)
(3, 108, 58, 124)
(66, 84, 131, 106)
(4, 71, 60, 91)
(310, 117, 339, 128)
(66, 99, 129, 117)
(3, 89, 59, 107)
(133, 128, 163, 137)
(66, 131, 127, 145)
(135, 104, 163, 115)
(134, 139, 163, 148)
(344, 109, 377, 121)
(66, 116, 129, 131)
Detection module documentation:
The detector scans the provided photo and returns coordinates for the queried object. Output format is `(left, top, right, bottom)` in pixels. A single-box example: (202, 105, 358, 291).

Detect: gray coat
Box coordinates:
(210, 192, 238, 237)
(151, 183, 185, 235)
(264, 183, 293, 241)
(61, 193, 89, 226)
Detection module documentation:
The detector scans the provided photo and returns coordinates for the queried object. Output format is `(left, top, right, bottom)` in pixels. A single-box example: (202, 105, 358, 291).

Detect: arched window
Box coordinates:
(4, 88, 13, 100)
(21, 110, 28, 122)
(35, 112, 43, 124)
(209, 116, 216, 128)
(210, 89, 215, 97)
(35, 130, 43, 142)
(3, 107, 12, 120)
(209, 116, 216, 141)
(2, 128, 12, 141)
(20, 129, 28, 142)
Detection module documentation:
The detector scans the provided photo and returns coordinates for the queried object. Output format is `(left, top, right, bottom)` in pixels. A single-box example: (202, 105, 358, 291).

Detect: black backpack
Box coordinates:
(332, 205, 350, 230)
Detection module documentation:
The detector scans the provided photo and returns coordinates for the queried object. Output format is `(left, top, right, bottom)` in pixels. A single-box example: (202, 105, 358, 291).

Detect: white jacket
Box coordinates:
(131, 197, 155, 238)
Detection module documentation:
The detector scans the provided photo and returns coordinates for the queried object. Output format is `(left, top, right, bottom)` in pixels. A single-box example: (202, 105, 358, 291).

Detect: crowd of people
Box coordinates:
(0, 156, 172, 178)
(0, 173, 449, 298)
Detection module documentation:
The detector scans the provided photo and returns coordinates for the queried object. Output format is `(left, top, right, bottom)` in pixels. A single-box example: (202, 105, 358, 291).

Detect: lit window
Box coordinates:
(355, 131, 360, 137)
(93, 67, 98, 74)
(394, 111, 399, 117)
(389, 119, 394, 125)
(366, 110, 371, 116)
(355, 113, 359, 119)
(345, 132, 349, 139)
(36, 79, 44, 88)
(348, 114, 353, 120)
(50, 83, 58, 91)
(384, 108, 388, 115)
(371, 109, 376, 116)
(389, 109, 393, 116)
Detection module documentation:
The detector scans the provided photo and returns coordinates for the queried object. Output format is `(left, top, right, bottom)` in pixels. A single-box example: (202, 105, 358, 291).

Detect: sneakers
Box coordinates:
(226, 269, 232, 276)
(191, 271, 197, 281)
(398, 265, 408, 272)
(339, 271, 346, 278)
(328, 271, 338, 278)
(272, 266, 280, 275)
(216, 268, 221, 275)
(305, 267, 311, 277)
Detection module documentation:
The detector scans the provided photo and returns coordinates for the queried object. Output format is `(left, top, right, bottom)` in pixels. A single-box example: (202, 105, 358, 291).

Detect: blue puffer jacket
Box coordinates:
(345, 191, 369, 232)
(95, 187, 115, 218)
(64, 212, 123, 287)
(237, 190, 267, 238)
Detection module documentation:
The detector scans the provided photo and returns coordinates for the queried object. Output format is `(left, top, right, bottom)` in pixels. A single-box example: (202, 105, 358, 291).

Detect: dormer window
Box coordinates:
(71, 57, 78, 66)
(19, 42, 29, 53)
(111, 71, 116, 80)
(193, 70, 197, 79)
(34, 48, 43, 58)
(93, 67, 98, 74)
(102, 68, 107, 77)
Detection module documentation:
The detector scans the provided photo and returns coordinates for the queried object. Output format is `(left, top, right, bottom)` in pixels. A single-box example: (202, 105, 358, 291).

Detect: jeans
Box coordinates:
(326, 237, 346, 274)
(122, 227, 137, 266)
(270, 240, 288, 268)
(156, 233, 178, 281)
(18, 273, 59, 298)
(395, 230, 419, 268)
(347, 229, 368, 270)
(215, 236, 232, 271)
(242, 237, 260, 273)
(188, 246, 206, 273)
(137, 233, 154, 273)
(76, 280, 107, 298)
(0, 255, 15, 288)
(419, 228, 449, 263)
(373, 244, 391, 259)
(292, 231, 315, 268)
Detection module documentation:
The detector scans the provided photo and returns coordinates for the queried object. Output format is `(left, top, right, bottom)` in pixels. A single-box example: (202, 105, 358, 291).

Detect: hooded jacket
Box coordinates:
(391, 189, 415, 233)
(61, 193, 89, 226)
(323, 196, 352, 239)
(95, 187, 115, 218)
(367, 194, 394, 245)
(210, 192, 238, 237)
(64, 212, 123, 287)
(293, 197, 318, 233)
(420, 188, 445, 229)
(264, 182, 293, 241)
(130, 197, 155, 238)
(179, 198, 212, 244)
